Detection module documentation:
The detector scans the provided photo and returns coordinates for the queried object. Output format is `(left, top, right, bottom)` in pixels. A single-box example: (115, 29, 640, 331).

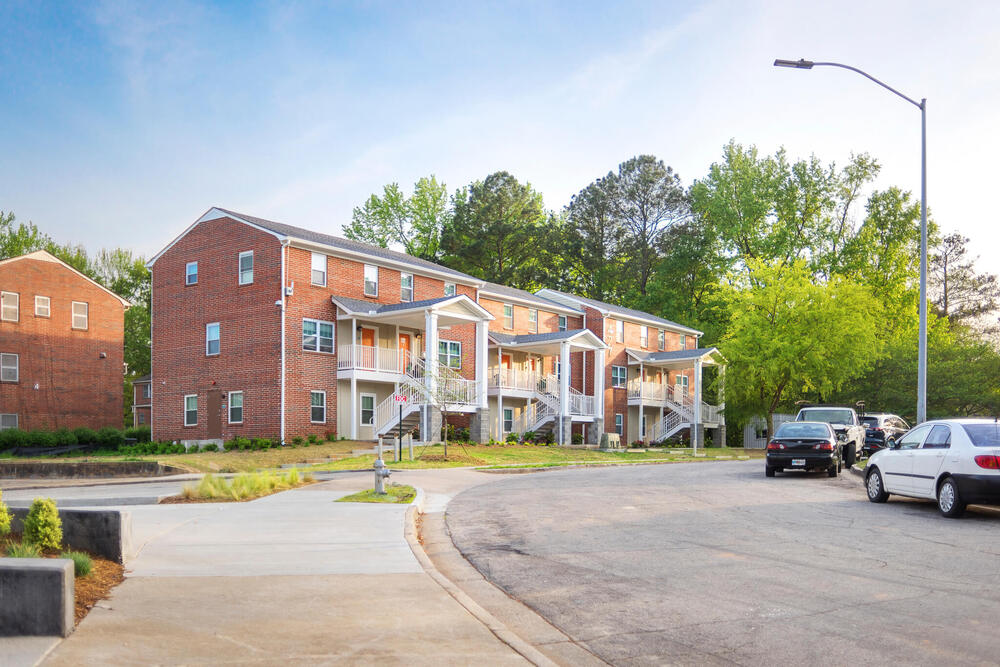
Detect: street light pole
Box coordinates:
(774, 58, 928, 424)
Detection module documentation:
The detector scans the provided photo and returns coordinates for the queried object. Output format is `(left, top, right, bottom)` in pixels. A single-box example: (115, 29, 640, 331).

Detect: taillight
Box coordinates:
(974, 455, 1000, 469)
(813, 441, 834, 451)
(871, 427, 883, 432)
(767, 441, 785, 451)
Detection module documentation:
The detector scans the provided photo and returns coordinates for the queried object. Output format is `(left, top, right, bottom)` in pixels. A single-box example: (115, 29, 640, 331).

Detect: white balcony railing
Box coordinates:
(627, 379, 670, 403)
(338, 344, 415, 375)
(489, 367, 543, 392)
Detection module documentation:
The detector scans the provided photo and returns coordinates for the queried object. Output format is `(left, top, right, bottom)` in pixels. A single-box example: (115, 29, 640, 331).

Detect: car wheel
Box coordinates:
(937, 477, 966, 518)
(844, 443, 857, 467)
(837, 458, 843, 473)
(765, 466, 776, 478)
(828, 463, 838, 477)
(866, 467, 889, 503)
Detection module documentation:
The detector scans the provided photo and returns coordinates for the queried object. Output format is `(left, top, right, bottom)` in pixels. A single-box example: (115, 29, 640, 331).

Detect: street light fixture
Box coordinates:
(774, 58, 928, 424)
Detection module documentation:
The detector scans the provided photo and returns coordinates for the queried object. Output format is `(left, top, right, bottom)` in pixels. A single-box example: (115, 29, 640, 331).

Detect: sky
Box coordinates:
(2, 1, 999, 276)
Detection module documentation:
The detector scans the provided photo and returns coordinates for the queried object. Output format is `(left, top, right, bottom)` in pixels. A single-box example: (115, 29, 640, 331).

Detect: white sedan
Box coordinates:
(865, 418, 1000, 517)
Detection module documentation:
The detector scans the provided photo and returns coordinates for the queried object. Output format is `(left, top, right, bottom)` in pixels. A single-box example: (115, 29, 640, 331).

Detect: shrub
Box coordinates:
(124, 425, 152, 443)
(292, 436, 303, 446)
(6, 541, 42, 558)
(0, 428, 29, 449)
(456, 427, 470, 442)
(96, 427, 125, 449)
(522, 431, 536, 443)
(61, 550, 93, 577)
(307, 434, 318, 444)
(173, 444, 186, 454)
(202, 443, 218, 452)
(544, 431, 555, 445)
(23, 498, 62, 551)
(53, 428, 78, 446)
(572, 433, 584, 445)
(224, 438, 238, 451)
(73, 427, 98, 445)
(0, 489, 11, 536)
(325, 430, 336, 442)
(505, 432, 519, 444)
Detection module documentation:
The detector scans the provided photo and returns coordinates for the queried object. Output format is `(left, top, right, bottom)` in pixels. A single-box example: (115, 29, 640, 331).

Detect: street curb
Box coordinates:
(479, 458, 758, 474)
(403, 493, 558, 666)
(850, 464, 865, 478)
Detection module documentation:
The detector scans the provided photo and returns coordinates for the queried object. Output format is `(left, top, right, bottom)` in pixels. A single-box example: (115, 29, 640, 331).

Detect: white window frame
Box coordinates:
(679, 334, 687, 349)
(641, 414, 647, 438)
(228, 390, 244, 424)
(0, 353, 18, 383)
(503, 304, 513, 329)
(444, 282, 456, 297)
(658, 329, 665, 351)
(184, 394, 198, 426)
(677, 374, 689, 393)
(364, 264, 378, 297)
(615, 413, 623, 436)
(503, 408, 514, 433)
(558, 315, 567, 332)
(311, 252, 327, 286)
(310, 390, 327, 424)
(528, 308, 538, 333)
(71, 301, 88, 330)
(439, 340, 462, 369)
(611, 365, 626, 388)
(302, 318, 335, 353)
(186, 261, 198, 285)
(206, 322, 220, 356)
(0, 413, 17, 430)
(142, 383, 151, 399)
(616, 319, 624, 344)
(34, 295, 50, 317)
(238, 250, 254, 285)
(555, 359, 561, 380)
(360, 393, 376, 426)
(640, 326, 648, 348)
(400, 272, 413, 302)
(1, 291, 18, 322)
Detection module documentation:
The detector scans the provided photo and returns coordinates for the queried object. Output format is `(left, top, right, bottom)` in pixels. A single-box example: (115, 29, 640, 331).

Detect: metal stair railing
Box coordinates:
(510, 400, 558, 436)
(648, 411, 688, 443)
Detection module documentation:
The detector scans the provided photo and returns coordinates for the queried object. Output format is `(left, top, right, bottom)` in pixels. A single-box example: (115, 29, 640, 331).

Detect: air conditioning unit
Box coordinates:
(285, 282, 294, 296)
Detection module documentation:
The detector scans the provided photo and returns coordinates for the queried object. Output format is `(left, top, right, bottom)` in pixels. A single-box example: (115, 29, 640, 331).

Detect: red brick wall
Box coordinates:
(151, 216, 282, 442)
(132, 381, 151, 427)
(0, 255, 125, 430)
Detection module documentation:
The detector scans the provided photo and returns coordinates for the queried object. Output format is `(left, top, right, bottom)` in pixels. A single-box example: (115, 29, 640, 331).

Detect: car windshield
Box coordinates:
(861, 417, 879, 427)
(961, 424, 1000, 447)
(799, 409, 854, 425)
(775, 423, 830, 439)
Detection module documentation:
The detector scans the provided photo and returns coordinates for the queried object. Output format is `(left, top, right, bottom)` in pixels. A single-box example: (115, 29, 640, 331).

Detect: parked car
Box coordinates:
(861, 413, 909, 457)
(795, 405, 865, 467)
(766, 421, 844, 478)
(865, 418, 1000, 517)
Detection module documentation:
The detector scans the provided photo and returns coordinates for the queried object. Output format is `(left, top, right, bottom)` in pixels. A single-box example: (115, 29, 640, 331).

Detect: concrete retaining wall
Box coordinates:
(10, 508, 133, 563)
(0, 559, 74, 637)
(0, 461, 186, 479)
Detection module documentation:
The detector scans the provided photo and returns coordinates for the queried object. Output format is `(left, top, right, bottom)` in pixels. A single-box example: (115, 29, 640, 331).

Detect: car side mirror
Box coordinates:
(889, 439, 900, 450)
(837, 433, 848, 443)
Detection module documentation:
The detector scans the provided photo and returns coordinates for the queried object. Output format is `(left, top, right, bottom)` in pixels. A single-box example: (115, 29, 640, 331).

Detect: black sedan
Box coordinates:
(766, 421, 843, 477)
(861, 413, 909, 456)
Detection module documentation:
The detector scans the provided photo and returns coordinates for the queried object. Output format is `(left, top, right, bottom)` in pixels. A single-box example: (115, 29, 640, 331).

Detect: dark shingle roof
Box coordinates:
(133, 374, 151, 383)
(217, 208, 480, 282)
(478, 281, 583, 314)
(537, 288, 701, 334)
(330, 294, 456, 315)
(489, 329, 595, 345)
(627, 347, 720, 363)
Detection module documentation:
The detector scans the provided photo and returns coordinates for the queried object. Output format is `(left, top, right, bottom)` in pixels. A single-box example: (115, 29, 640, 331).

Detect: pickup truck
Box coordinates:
(794, 406, 866, 467)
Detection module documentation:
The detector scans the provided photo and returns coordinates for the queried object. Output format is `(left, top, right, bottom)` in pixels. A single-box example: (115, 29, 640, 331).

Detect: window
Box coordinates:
(922, 425, 951, 449)
(640, 326, 648, 348)
(616, 319, 624, 343)
(137, 412, 145, 424)
(611, 365, 626, 388)
(641, 415, 647, 438)
(503, 408, 513, 433)
(186, 261, 198, 285)
(1, 292, 18, 322)
(400, 273, 413, 302)
(503, 304, 513, 329)
(228, 391, 244, 424)
(72, 301, 88, 330)
(311, 253, 327, 286)
(360, 393, 375, 426)
(35, 296, 50, 317)
(679, 334, 687, 349)
(238, 251, 253, 285)
(555, 359, 561, 380)
(206, 322, 220, 356)
(0, 414, 17, 430)
(142, 384, 151, 399)
(439, 340, 462, 369)
(1, 353, 18, 382)
(658, 330, 665, 351)
(311, 391, 326, 423)
(558, 315, 567, 331)
(528, 309, 538, 333)
(615, 413, 623, 436)
(678, 375, 689, 393)
(444, 283, 456, 297)
(184, 394, 197, 426)
(302, 318, 335, 353)
(898, 424, 931, 450)
(364, 264, 378, 297)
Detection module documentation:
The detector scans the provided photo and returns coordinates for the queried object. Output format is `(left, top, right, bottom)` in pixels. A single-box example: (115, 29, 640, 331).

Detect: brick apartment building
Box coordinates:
(148, 207, 723, 446)
(0, 250, 130, 432)
(132, 374, 151, 427)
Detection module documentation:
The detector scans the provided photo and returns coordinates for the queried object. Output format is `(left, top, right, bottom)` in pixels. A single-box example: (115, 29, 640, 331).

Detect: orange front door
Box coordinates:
(398, 333, 411, 353)
(360, 328, 376, 347)
(529, 358, 536, 372)
(501, 354, 512, 369)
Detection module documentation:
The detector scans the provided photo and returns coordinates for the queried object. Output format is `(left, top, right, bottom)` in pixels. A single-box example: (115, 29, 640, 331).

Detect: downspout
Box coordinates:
(280, 240, 289, 445)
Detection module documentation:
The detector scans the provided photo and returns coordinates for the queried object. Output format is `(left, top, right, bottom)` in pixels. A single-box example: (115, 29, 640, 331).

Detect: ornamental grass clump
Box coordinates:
(181, 469, 312, 502)
(0, 489, 11, 537)
(61, 550, 93, 577)
(23, 497, 62, 551)
(6, 541, 42, 558)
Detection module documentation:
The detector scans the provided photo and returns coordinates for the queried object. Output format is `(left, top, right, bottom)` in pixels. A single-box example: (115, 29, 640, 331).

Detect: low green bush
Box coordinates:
(27, 430, 57, 447)
(0, 489, 11, 536)
(124, 425, 152, 443)
(73, 427, 98, 445)
(307, 434, 318, 444)
(522, 431, 536, 443)
(96, 427, 125, 449)
(291, 436, 303, 445)
(505, 432, 519, 444)
(61, 550, 93, 577)
(23, 498, 62, 551)
(7, 541, 42, 558)
(202, 443, 218, 452)
(572, 433, 584, 445)
(0, 428, 29, 449)
(53, 428, 78, 446)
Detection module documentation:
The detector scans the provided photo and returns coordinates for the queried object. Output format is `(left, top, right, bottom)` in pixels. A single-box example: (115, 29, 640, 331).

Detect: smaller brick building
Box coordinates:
(0, 250, 130, 431)
(132, 374, 152, 427)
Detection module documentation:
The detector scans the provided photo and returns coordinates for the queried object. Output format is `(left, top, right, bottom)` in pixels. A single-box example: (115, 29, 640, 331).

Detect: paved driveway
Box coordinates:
(447, 461, 1000, 666)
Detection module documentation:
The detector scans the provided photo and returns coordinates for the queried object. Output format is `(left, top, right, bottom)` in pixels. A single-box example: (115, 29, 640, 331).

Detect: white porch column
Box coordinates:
(638, 362, 645, 442)
(496, 345, 504, 438)
(594, 348, 605, 418)
(424, 310, 439, 441)
(693, 357, 703, 452)
(560, 341, 570, 445)
(475, 320, 488, 408)
(718, 363, 726, 427)
(350, 374, 358, 440)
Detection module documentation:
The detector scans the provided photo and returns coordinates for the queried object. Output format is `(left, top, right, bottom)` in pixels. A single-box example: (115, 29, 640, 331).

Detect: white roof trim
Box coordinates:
(489, 328, 608, 350)
(331, 294, 494, 321)
(146, 207, 285, 268)
(0, 250, 131, 307)
(625, 346, 726, 365)
(478, 290, 583, 316)
(535, 288, 703, 336)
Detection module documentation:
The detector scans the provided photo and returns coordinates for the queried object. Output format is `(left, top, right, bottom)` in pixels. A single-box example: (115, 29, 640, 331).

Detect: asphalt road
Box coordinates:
(447, 460, 1000, 666)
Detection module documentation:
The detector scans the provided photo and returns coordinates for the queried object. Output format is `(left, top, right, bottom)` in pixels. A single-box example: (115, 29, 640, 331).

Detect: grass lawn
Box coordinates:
(336, 484, 416, 503)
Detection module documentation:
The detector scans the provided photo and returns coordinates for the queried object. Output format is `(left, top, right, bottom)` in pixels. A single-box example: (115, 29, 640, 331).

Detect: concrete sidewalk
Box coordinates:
(34, 472, 524, 665)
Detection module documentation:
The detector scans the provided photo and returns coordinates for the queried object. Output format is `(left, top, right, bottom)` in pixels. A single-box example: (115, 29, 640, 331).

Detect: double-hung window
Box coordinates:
(658, 330, 665, 351)
(641, 415, 647, 438)
(503, 304, 513, 329)
(0, 353, 18, 382)
(400, 273, 413, 302)
(310, 391, 326, 423)
(142, 384, 152, 400)
(35, 296, 50, 317)
(238, 251, 253, 285)
(1, 292, 18, 322)
(616, 319, 624, 344)
(186, 261, 198, 285)
(206, 322, 220, 356)
(439, 340, 462, 369)
(364, 264, 378, 297)
(611, 365, 627, 388)
(615, 414, 623, 436)
(679, 334, 687, 350)
(184, 395, 198, 426)
(555, 359, 561, 380)
(558, 315, 567, 332)
(72, 302, 88, 330)
(503, 408, 513, 433)
(640, 326, 648, 348)
(528, 309, 538, 333)
(228, 391, 244, 424)
(311, 253, 327, 286)
(444, 283, 456, 297)
(360, 394, 375, 426)
(302, 318, 334, 353)
(0, 414, 17, 430)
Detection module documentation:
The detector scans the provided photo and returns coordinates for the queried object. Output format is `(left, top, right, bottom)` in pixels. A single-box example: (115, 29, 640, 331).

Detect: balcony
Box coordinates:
(488, 367, 545, 392)
(338, 344, 413, 377)
(626, 380, 671, 406)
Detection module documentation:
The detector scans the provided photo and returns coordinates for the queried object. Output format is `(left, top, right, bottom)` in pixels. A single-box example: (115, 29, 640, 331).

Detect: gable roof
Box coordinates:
(0, 250, 131, 307)
(330, 293, 493, 321)
(625, 347, 725, 364)
(148, 207, 482, 284)
(535, 288, 701, 335)
(489, 328, 607, 349)
(477, 281, 583, 315)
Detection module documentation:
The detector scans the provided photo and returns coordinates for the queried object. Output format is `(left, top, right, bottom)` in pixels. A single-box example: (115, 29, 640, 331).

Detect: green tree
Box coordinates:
(343, 176, 450, 261)
(562, 176, 626, 301)
(930, 232, 1000, 328)
(0, 210, 48, 259)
